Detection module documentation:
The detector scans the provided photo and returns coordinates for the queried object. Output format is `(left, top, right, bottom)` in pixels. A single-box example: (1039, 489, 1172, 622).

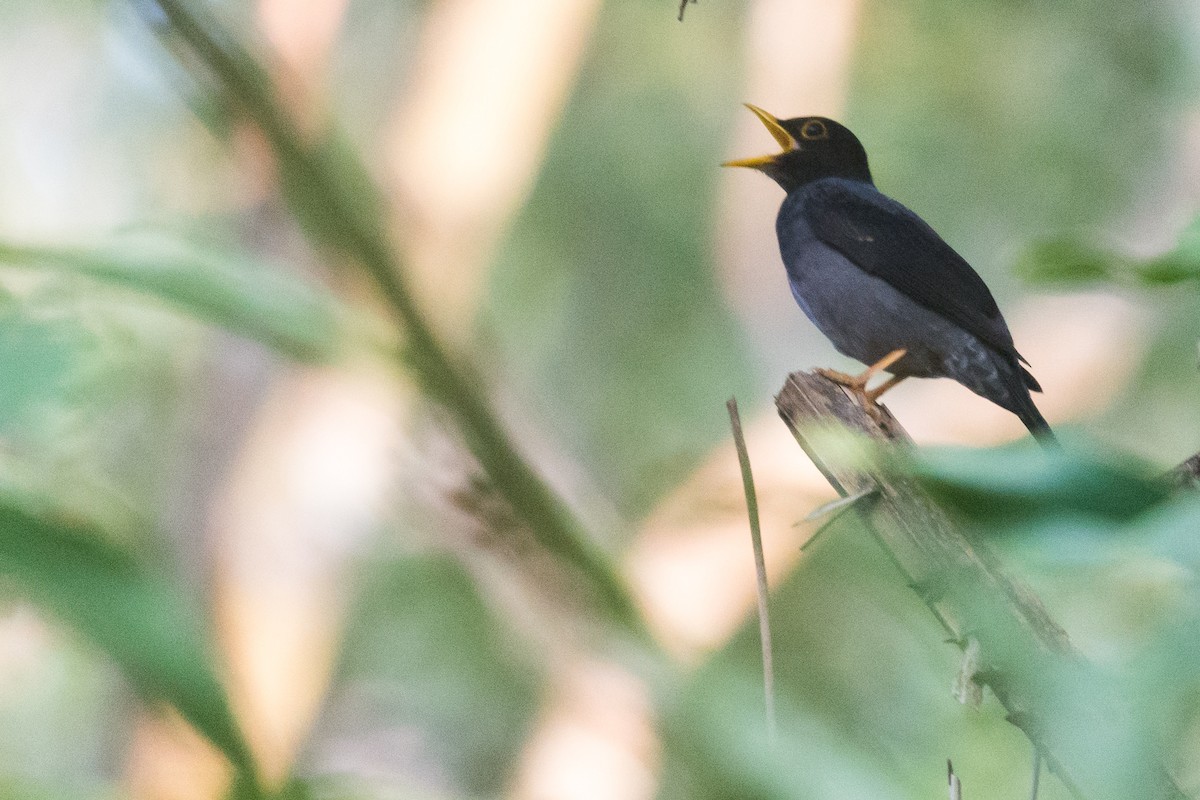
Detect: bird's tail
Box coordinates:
(956, 349, 1057, 447)
(1016, 395, 1058, 448)
(1006, 363, 1057, 448)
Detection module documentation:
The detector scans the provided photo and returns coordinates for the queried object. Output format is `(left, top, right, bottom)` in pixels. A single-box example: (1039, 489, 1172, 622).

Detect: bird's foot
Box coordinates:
(861, 397, 889, 425)
(815, 349, 908, 423)
(864, 374, 905, 404)
(814, 367, 864, 388)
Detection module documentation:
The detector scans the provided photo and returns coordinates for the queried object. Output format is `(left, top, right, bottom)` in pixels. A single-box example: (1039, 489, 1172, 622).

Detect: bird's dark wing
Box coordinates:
(804, 179, 1021, 360)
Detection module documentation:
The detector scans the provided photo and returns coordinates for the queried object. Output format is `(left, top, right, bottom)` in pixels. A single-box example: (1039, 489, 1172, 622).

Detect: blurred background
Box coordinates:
(1, 0, 1199, 798)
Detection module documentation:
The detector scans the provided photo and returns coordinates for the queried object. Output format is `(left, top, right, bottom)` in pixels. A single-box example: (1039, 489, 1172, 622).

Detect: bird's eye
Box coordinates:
(800, 120, 828, 140)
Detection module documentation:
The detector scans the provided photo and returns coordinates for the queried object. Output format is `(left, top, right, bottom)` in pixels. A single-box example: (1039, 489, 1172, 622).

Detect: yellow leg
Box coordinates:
(865, 373, 906, 403)
(816, 349, 908, 421)
(816, 348, 907, 393)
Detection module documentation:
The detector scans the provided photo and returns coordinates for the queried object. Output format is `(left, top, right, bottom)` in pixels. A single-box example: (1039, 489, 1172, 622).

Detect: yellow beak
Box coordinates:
(722, 104, 798, 169)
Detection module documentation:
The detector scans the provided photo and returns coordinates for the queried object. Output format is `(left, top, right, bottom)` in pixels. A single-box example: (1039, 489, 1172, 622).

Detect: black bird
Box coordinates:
(725, 105, 1054, 442)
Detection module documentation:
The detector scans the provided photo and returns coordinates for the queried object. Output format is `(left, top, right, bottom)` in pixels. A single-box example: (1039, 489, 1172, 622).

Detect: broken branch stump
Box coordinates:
(775, 371, 1188, 800)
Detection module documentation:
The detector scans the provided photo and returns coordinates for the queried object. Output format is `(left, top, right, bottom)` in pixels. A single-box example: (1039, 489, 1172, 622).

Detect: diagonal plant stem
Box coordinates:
(726, 398, 776, 743)
(142, 0, 647, 637)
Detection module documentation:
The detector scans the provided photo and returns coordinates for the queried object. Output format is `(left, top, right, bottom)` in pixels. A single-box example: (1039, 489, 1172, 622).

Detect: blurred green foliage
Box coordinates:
(851, 0, 1188, 295)
(307, 555, 541, 797)
(1018, 217, 1200, 463)
(1020, 216, 1200, 287)
(663, 521, 1073, 800)
(483, 1, 757, 516)
(0, 628, 121, 800)
(906, 444, 1200, 794)
(657, 439, 1200, 799)
(0, 495, 256, 784)
(0, 277, 197, 540)
(903, 439, 1173, 524)
(0, 237, 359, 363)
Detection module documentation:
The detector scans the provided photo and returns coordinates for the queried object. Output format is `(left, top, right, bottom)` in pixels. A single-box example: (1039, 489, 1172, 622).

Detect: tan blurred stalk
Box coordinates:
(621, 0, 862, 664)
(628, 411, 836, 659)
(257, 0, 350, 127)
(387, 0, 602, 343)
(126, 714, 231, 800)
(128, 2, 357, 790)
(258, 0, 349, 80)
(211, 368, 402, 784)
(508, 660, 658, 800)
(717, 0, 863, 341)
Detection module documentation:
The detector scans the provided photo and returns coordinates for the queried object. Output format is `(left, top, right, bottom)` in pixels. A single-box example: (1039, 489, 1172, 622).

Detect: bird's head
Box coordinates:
(723, 105, 873, 192)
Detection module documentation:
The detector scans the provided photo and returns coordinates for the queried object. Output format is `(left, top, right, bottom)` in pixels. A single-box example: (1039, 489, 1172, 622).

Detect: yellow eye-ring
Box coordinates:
(800, 119, 828, 140)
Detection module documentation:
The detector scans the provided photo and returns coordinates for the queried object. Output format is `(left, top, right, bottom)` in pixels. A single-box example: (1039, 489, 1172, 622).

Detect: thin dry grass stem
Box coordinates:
(726, 397, 776, 743)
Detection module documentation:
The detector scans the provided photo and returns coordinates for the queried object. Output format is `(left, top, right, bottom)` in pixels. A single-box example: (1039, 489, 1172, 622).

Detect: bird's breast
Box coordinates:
(774, 190, 959, 377)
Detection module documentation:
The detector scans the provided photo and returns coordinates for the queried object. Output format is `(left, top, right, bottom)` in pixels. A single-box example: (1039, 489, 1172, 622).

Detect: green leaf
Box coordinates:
(658, 521, 1063, 800)
(1015, 239, 1121, 285)
(0, 303, 92, 441)
(999, 494, 1200, 771)
(661, 664, 905, 800)
(1018, 217, 1200, 288)
(851, 0, 1185, 303)
(0, 489, 258, 786)
(900, 441, 1173, 525)
(1126, 494, 1200, 568)
(0, 236, 366, 363)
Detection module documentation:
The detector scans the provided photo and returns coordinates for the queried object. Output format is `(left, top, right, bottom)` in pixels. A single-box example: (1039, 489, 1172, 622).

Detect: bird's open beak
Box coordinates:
(722, 104, 797, 170)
